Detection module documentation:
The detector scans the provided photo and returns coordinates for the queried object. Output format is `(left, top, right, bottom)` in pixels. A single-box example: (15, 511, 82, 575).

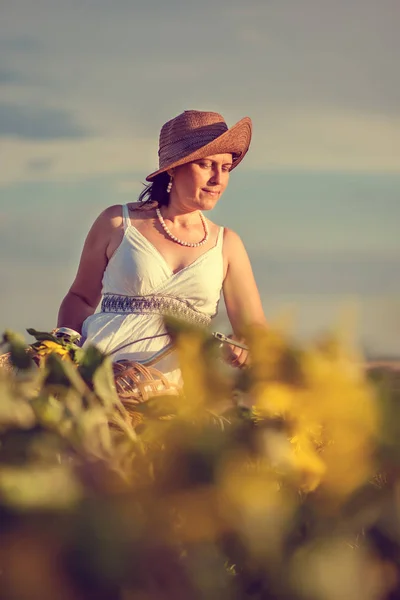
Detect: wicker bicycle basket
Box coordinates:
(112, 360, 180, 405)
(0, 352, 16, 374)
(0, 349, 39, 374)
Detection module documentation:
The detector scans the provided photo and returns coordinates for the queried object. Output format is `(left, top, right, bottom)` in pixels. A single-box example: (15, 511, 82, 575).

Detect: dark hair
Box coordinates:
(137, 172, 170, 208)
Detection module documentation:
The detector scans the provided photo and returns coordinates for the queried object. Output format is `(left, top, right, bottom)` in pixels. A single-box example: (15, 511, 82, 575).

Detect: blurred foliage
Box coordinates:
(0, 323, 399, 600)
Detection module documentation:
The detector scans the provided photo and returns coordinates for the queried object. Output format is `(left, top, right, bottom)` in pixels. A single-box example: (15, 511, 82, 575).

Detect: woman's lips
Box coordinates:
(202, 189, 220, 197)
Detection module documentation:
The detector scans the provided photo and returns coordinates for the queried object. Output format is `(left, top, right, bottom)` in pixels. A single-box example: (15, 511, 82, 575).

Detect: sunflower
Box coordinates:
(35, 340, 71, 361)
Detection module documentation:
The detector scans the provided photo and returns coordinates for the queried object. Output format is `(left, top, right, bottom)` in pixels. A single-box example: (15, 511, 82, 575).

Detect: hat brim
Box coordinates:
(145, 116, 252, 182)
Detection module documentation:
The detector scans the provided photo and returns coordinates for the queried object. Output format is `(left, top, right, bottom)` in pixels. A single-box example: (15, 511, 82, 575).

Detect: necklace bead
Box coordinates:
(156, 207, 209, 247)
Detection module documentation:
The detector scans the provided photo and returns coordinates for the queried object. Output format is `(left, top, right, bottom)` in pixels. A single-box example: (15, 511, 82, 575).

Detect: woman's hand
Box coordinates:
(222, 334, 249, 369)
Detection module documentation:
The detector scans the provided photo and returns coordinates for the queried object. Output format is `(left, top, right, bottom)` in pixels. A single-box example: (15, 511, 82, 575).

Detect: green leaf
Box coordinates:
(0, 379, 36, 429)
(2, 330, 26, 346)
(77, 407, 113, 458)
(26, 328, 63, 344)
(3, 332, 35, 371)
(44, 353, 73, 386)
(93, 358, 122, 409)
(44, 355, 98, 408)
(164, 315, 208, 340)
(133, 395, 181, 419)
(0, 465, 81, 510)
(78, 345, 107, 383)
(71, 347, 86, 365)
(32, 393, 65, 427)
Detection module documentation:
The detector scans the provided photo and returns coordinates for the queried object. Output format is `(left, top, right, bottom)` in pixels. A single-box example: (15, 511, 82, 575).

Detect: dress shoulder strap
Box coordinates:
(217, 226, 224, 248)
(121, 204, 131, 231)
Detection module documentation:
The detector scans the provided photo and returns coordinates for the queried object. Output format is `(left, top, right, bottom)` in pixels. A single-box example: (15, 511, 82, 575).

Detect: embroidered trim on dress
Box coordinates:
(101, 294, 211, 327)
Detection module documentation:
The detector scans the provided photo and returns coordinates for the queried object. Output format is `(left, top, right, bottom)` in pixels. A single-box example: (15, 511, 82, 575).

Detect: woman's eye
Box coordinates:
(199, 162, 211, 168)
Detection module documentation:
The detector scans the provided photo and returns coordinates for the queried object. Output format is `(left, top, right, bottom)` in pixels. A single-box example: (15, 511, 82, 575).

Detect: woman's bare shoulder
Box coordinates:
(222, 227, 249, 260)
(126, 201, 156, 224)
(91, 204, 125, 230)
(223, 227, 244, 246)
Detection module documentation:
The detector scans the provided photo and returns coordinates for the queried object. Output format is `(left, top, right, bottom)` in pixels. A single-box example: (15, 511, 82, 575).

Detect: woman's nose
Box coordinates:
(209, 168, 222, 184)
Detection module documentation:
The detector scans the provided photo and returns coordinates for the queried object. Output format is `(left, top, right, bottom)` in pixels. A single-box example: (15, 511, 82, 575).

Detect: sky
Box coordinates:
(1, 0, 399, 356)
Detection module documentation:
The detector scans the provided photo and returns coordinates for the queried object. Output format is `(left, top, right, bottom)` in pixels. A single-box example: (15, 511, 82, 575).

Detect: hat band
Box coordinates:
(158, 124, 228, 168)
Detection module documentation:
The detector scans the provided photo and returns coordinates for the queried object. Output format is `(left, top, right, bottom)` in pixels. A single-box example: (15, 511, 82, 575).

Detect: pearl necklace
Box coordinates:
(156, 207, 209, 247)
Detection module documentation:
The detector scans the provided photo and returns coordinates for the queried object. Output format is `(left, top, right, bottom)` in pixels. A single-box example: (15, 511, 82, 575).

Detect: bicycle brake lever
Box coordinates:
(212, 331, 249, 351)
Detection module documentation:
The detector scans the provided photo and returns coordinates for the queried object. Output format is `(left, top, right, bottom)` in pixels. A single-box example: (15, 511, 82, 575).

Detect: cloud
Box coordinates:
(0, 262, 70, 337)
(252, 256, 400, 295)
(116, 178, 144, 195)
(0, 102, 89, 139)
(1, 105, 398, 187)
(0, 68, 26, 84)
(3, 0, 397, 128)
(0, 135, 155, 186)
(248, 108, 400, 173)
(0, 0, 398, 185)
(228, 0, 400, 117)
(0, 34, 41, 54)
(26, 157, 55, 173)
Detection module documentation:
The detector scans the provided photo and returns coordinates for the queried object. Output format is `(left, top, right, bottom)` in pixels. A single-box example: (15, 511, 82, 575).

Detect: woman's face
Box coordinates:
(170, 153, 233, 211)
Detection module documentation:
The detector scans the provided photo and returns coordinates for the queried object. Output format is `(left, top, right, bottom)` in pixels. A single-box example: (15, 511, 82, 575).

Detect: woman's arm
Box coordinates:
(57, 206, 122, 333)
(222, 228, 267, 366)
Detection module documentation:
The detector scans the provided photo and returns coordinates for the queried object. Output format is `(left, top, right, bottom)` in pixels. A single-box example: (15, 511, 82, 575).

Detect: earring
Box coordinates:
(167, 176, 173, 193)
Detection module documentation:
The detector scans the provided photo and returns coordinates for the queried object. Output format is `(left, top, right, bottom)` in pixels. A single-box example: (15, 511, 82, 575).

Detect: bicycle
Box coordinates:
(103, 330, 249, 404)
(0, 328, 249, 405)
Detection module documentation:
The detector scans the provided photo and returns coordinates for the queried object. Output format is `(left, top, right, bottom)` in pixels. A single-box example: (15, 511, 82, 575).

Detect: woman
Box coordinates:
(57, 110, 267, 384)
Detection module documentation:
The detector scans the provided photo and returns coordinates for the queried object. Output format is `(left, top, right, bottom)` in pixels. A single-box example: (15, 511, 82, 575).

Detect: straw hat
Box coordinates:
(146, 110, 252, 181)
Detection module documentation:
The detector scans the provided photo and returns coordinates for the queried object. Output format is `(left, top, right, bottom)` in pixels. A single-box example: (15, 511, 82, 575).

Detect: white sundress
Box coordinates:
(81, 204, 225, 385)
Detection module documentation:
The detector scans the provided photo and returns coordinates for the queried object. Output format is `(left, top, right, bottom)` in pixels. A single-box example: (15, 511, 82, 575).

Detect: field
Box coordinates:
(1, 324, 400, 600)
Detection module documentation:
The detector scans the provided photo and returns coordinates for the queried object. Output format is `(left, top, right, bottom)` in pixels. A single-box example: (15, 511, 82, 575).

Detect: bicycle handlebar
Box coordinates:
(53, 328, 249, 367)
(133, 332, 249, 367)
